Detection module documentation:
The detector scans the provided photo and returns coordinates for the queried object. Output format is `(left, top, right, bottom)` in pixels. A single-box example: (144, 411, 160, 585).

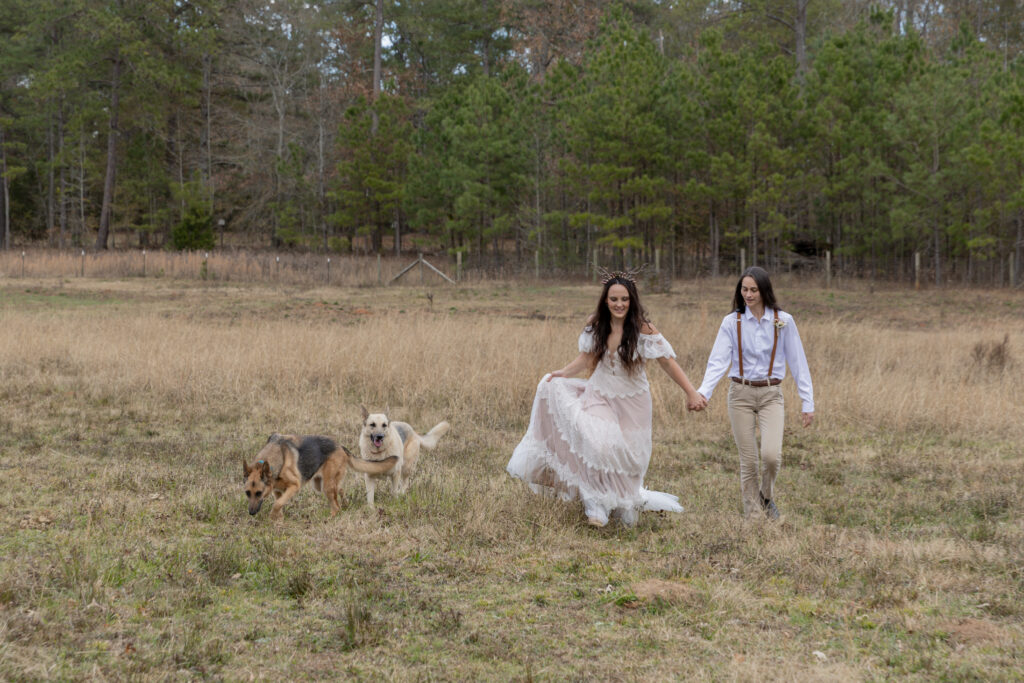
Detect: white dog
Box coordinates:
(358, 406, 450, 505)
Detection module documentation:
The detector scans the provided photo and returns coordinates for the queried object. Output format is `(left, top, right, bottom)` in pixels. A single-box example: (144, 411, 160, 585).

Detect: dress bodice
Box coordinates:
(577, 329, 676, 398)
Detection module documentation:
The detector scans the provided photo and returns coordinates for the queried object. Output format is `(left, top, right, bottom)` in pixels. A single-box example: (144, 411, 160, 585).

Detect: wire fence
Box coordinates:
(0, 248, 668, 287)
(0, 249, 475, 287)
(0, 247, 1019, 289)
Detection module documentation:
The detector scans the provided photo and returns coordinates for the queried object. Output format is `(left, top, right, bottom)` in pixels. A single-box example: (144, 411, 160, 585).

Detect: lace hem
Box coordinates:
(508, 439, 684, 513)
(508, 436, 645, 510)
(539, 379, 650, 475)
(588, 370, 650, 399)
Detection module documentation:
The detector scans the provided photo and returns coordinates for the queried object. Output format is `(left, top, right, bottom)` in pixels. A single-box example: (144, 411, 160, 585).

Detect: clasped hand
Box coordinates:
(687, 393, 708, 412)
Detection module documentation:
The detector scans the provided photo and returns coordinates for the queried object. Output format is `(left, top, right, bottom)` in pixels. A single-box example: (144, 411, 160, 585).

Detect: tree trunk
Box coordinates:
(78, 133, 88, 247)
(481, 0, 491, 76)
(534, 134, 542, 265)
(932, 134, 941, 286)
(58, 102, 67, 249)
(394, 209, 400, 257)
(1, 126, 9, 250)
(1015, 212, 1022, 287)
(371, 0, 383, 135)
(176, 111, 185, 218)
(203, 53, 215, 228)
(750, 211, 758, 267)
(794, 0, 809, 82)
(95, 54, 122, 251)
(710, 201, 720, 277)
(317, 75, 328, 252)
(47, 106, 56, 245)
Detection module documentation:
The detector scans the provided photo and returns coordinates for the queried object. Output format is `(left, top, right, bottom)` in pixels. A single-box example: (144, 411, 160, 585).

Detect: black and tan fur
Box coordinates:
(358, 406, 450, 506)
(242, 433, 398, 520)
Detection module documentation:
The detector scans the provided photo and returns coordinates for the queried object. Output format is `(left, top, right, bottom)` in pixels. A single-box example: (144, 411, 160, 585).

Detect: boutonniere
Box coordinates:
(773, 318, 787, 330)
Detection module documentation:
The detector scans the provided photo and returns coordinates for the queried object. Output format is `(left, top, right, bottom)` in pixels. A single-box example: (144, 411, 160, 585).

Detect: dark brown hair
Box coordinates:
(587, 277, 649, 375)
(733, 266, 780, 313)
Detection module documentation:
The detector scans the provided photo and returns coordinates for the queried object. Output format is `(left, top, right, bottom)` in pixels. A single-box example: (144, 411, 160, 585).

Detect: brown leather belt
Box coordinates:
(731, 377, 781, 387)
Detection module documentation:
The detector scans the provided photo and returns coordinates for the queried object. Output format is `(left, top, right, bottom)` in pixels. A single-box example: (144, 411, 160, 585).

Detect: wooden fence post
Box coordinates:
(914, 251, 921, 290)
(825, 250, 831, 289)
(456, 251, 462, 282)
(740, 248, 746, 274)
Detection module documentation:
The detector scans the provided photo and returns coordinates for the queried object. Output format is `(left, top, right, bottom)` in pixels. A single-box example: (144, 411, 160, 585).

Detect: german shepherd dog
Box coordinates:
(242, 433, 398, 520)
(358, 406, 450, 506)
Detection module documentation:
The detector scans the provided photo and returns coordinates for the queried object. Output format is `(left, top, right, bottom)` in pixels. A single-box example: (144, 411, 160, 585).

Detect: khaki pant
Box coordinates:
(727, 382, 785, 517)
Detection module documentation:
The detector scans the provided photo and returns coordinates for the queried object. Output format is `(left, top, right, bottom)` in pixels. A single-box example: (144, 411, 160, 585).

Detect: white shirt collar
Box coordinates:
(742, 307, 773, 322)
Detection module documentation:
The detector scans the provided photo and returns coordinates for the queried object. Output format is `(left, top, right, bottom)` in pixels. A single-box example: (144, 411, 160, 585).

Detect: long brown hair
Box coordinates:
(733, 266, 780, 313)
(587, 277, 649, 375)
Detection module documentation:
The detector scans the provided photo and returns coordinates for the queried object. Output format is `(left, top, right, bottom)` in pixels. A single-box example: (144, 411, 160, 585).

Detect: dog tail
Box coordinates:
(419, 421, 450, 450)
(343, 445, 400, 475)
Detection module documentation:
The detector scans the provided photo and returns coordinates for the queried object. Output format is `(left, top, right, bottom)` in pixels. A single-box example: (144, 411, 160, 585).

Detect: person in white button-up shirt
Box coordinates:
(697, 267, 814, 520)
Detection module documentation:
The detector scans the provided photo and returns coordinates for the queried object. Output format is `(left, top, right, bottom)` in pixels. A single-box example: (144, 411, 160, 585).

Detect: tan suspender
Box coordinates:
(737, 309, 779, 380)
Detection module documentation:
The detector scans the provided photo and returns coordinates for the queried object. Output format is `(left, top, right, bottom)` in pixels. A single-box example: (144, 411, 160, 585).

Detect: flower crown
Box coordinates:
(597, 264, 647, 285)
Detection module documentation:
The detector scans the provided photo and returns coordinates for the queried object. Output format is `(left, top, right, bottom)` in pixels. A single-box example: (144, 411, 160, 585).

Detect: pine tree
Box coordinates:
(331, 94, 412, 254)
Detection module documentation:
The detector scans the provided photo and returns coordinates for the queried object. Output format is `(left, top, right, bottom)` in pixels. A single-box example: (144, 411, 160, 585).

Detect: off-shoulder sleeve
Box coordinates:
(578, 327, 596, 353)
(639, 333, 675, 359)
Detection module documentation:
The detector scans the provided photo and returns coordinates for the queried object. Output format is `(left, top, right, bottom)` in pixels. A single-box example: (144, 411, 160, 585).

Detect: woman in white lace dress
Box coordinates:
(507, 272, 706, 527)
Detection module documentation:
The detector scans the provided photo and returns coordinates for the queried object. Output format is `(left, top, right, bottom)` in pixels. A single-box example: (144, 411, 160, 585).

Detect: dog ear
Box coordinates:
(384, 404, 391, 419)
(360, 405, 369, 421)
(242, 457, 251, 477)
(259, 460, 271, 480)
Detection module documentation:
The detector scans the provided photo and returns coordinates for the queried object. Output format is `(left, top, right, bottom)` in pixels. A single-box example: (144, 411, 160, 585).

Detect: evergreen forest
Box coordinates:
(2, 0, 1024, 285)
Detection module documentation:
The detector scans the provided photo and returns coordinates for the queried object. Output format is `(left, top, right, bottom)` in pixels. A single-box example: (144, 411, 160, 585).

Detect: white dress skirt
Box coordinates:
(506, 329, 685, 525)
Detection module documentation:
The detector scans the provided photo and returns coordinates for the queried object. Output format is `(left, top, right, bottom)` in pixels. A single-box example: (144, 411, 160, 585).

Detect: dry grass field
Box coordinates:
(0, 273, 1022, 681)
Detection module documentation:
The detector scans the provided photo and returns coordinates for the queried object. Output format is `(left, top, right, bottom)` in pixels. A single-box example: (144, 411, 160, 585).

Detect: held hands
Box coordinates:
(687, 392, 708, 412)
(802, 412, 814, 428)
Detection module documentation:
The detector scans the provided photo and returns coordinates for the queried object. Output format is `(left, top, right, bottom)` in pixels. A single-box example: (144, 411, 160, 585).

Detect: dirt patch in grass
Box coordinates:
(942, 618, 1011, 647)
(631, 578, 701, 606)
